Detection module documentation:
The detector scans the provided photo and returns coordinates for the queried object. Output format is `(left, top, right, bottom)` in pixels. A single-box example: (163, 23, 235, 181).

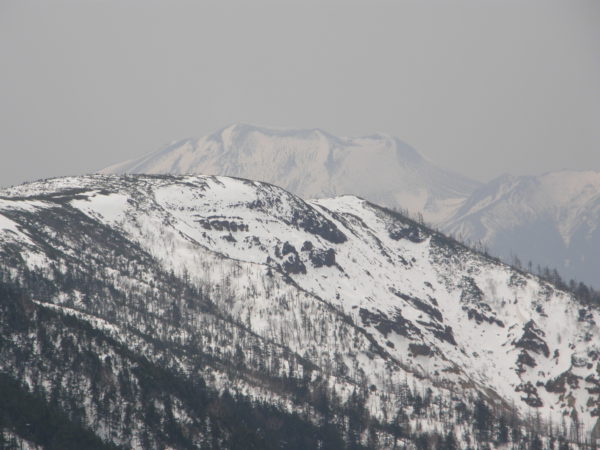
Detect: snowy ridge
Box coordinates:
(444, 170, 600, 285)
(100, 123, 480, 224)
(1, 174, 599, 447)
(100, 124, 600, 287)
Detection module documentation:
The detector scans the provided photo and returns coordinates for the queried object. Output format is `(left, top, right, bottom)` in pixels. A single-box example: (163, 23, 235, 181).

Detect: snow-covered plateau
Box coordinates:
(0, 174, 598, 449)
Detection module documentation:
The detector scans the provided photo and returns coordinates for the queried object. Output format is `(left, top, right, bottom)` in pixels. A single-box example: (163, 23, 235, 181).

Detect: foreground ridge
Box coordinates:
(0, 174, 598, 448)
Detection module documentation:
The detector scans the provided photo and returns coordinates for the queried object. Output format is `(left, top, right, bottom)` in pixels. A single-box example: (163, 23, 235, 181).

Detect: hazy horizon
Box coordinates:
(1, 0, 599, 187)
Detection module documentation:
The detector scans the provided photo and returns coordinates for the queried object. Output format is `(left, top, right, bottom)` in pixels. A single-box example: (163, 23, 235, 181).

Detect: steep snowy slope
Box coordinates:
(1, 174, 599, 447)
(100, 124, 479, 223)
(99, 124, 600, 287)
(444, 171, 600, 286)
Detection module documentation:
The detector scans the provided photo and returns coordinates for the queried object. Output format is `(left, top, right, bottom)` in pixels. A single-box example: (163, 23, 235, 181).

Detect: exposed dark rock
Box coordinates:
(301, 240, 313, 251)
(463, 306, 505, 328)
(517, 350, 536, 371)
(457, 278, 505, 327)
(359, 308, 421, 340)
(409, 343, 432, 357)
(586, 374, 600, 395)
(247, 199, 263, 209)
(198, 218, 249, 232)
(513, 320, 550, 358)
(459, 277, 484, 304)
(415, 320, 457, 346)
(508, 273, 527, 288)
(282, 242, 297, 256)
(389, 224, 425, 243)
(516, 382, 543, 407)
(393, 290, 443, 322)
(275, 242, 307, 275)
(291, 211, 347, 244)
(579, 308, 595, 324)
(282, 255, 306, 275)
(308, 248, 336, 268)
(546, 372, 581, 394)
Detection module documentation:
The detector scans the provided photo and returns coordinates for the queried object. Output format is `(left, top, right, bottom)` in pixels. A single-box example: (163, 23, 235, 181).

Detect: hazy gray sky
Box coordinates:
(1, 0, 599, 187)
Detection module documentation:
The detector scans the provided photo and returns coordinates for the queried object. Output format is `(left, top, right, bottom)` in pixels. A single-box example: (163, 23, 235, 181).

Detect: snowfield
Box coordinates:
(100, 124, 600, 287)
(1, 174, 599, 448)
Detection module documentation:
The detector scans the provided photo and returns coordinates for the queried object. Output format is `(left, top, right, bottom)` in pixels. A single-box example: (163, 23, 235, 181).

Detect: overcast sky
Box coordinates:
(1, 0, 599, 187)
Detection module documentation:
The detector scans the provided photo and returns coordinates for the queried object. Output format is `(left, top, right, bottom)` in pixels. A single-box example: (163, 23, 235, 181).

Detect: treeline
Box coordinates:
(539, 268, 600, 307)
(510, 256, 600, 307)
(391, 204, 600, 308)
(1, 256, 588, 449)
(0, 203, 594, 449)
(0, 271, 350, 449)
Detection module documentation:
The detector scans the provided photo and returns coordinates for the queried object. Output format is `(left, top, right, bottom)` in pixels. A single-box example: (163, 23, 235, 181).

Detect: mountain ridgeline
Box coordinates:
(101, 124, 600, 287)
(100, 123, 479, 224)
(0, 174, 599, 449)
(444, 171, 600, 288)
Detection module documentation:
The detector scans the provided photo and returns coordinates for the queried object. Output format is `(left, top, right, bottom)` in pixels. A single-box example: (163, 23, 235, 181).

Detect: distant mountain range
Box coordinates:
(444, 171, 600, 286)
(101, 123, 600, 286)
(101, 123, 479, 224)
(1, 174, 598, 447)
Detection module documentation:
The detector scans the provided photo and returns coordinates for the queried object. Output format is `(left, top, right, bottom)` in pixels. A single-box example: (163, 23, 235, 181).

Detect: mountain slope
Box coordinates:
(100, 124, 600, 287)
(1, 174, 599, 447)
(100, 124, 480, 223)
(444, 170, 600, 286)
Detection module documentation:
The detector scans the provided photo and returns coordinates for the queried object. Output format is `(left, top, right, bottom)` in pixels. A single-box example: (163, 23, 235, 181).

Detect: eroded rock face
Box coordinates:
(545, 371, 581, 394)
(516, 382, 543, 408)
(513, 320, 550, 358)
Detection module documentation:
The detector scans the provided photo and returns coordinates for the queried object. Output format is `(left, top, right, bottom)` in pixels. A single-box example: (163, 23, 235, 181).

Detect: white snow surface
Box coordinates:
(99, 124, 600, 287)
(444, 170, 600, 285)
(2, 174, 600, 440)
(100, 123, 479, 223)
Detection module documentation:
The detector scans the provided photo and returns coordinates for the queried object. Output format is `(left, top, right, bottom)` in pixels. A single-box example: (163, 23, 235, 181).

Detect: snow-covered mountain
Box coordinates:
(1, 174, 598, 448)
(101, 125, 600, 287)
(101, 123, 480, 224)
(444, 171, 600, 286)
